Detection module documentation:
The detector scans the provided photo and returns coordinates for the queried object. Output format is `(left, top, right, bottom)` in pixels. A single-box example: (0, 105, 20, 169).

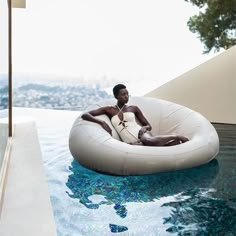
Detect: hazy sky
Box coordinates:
(11, 0, 220, 92)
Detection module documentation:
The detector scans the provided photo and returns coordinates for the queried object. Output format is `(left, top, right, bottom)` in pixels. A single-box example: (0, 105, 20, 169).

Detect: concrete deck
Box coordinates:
(0, 119, 57, 236)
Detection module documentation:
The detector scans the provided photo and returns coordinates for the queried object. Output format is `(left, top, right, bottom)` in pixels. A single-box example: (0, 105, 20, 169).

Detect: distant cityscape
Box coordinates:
(0, 75, 116, 110)
(0, 73, 160, 110)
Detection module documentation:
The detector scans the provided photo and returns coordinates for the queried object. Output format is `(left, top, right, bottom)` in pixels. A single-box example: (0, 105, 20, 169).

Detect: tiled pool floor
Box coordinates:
(14, 108, 236, 236)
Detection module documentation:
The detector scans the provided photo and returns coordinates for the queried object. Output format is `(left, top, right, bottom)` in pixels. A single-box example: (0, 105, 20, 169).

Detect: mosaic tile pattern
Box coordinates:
(33, 109, 235, 236)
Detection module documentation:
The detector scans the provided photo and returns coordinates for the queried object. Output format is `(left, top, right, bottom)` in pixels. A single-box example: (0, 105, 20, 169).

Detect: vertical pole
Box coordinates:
(8, 0, 12, 137)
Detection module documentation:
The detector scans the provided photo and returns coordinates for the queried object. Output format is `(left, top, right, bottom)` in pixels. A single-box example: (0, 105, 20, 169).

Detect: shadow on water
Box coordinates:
(66, 159, 219, 209)
(65, 159, 236, 234)
(162, 190, 236, 235)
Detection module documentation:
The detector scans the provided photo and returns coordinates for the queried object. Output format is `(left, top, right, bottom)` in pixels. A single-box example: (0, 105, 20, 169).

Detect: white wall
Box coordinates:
(145, 46, 236, 124)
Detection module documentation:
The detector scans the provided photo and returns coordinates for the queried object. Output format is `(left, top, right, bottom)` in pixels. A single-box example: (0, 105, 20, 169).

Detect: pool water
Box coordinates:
(18, 108, 236, 236)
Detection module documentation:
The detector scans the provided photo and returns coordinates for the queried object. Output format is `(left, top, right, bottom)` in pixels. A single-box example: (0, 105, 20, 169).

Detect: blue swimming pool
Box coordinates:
(21, 108, 236, 235)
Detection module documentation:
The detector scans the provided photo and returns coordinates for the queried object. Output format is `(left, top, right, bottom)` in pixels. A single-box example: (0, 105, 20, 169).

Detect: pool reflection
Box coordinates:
(66, 159, 219, 209)
(66, 160, 219, 220)
(66, 159, 228, 234)
(66, 159, 236, 234)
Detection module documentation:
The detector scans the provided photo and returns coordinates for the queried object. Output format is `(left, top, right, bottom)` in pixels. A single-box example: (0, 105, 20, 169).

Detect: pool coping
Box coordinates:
(0, 119, 57, 236)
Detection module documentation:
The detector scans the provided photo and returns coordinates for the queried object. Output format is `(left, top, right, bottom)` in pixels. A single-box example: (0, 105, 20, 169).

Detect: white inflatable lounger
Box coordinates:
(69, 97, 219, 175)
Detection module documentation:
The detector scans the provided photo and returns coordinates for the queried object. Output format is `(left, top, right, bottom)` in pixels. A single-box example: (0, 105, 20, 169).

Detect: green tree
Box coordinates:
(185, 0, 236, 53)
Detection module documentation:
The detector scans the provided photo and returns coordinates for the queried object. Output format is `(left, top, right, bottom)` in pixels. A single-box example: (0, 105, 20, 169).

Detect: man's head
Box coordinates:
(113, 84, 126, 98)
